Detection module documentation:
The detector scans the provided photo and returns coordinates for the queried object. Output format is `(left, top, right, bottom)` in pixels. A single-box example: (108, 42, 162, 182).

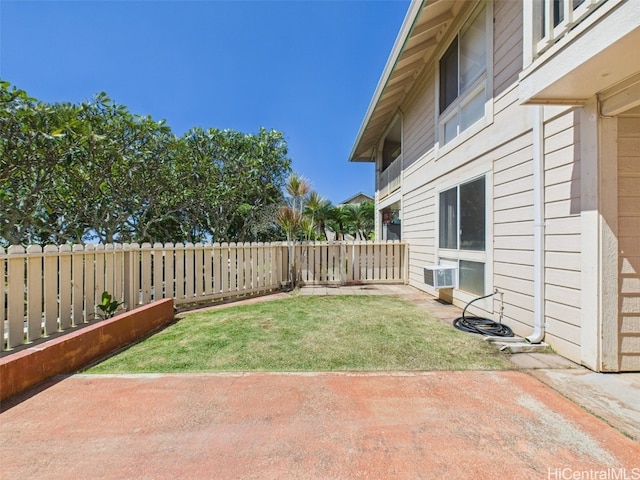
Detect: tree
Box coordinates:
(304, 191, 332, 240)
(345, 202, 375, 240)
(177, 127, 291, 243)
(0, 81, 292, 247)
(0, 82, 88, 245)
(276, 173, 312, 287)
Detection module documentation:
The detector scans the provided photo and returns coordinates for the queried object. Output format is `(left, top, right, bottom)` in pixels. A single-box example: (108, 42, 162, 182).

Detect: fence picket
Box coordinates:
(58, 245, 72, 331)
(84, 244, 95, 322)
(104, 244, 115, 300)
(113, 244, 123, 306)
(26, 245, 43, 341)
(141, 243, 152, 304)
(393, 241, 401, 280)
(220, 243, 229, 294)
(172, 243, 183, 300)
(194, 243, 204, 297)
(202, 244, 213, 296)
(94, 244, 105, 311)
(243, 243, 252, 291)
(44, 245, 59, 335)
(153, 243, 164, 301)
(229, 243, 238, 293)
(0, 247, 5, 348)
(163, 243, 174, 299)
(7, 246, 25, 349)
(72, 244, 84, 326)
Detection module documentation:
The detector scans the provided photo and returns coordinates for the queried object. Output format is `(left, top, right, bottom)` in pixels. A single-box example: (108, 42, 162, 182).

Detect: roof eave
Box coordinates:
(348, 0, 425, 163)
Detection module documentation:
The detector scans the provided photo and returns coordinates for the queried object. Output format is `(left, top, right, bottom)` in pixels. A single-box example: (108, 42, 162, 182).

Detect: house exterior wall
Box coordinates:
(401, 72, 437, 280)
(389, 0, 588, 363)
(543, 108, 583, 362)
(358, 0, 639, 370)
(618, 116, 640, 371)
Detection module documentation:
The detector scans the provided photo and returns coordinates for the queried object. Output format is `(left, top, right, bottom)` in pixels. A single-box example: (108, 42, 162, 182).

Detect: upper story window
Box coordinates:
(533, 0, 606, 57)
(438, 4, 490, 145)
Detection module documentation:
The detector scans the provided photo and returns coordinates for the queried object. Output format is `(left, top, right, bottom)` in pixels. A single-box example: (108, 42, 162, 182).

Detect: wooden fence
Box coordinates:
(1, 241, 407, 351)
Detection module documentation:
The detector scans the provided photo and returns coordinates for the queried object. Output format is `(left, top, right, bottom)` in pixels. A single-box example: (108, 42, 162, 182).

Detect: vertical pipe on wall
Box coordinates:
(527, 105, 546, 344)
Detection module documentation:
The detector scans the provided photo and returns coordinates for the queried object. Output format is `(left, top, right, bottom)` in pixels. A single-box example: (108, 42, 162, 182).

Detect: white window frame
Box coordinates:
(435, 1, 493, 152)
(436, 171, 493, 309)
(531, 0, 607, 59)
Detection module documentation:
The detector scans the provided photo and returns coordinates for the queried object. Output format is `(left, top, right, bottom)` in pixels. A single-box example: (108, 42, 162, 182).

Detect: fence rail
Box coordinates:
(1, 241, 407, 351)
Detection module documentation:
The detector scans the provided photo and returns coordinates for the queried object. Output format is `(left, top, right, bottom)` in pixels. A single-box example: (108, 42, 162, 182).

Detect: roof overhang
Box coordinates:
(349, 0, 461, 162)
(519, 0, 640, 112)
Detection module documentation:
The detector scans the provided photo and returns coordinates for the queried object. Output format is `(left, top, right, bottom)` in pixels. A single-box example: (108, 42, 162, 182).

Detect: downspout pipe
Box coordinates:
(527, 105, 546, 343)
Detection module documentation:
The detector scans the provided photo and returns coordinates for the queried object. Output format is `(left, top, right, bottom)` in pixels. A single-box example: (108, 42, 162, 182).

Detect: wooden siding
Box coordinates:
(543, 110, 582, 361)
(618, 116, 640, 371)
(493, 0, 523, 98)
(402, 72, 436, 169)
(493, 132, 535, 336)
(388, 0, 587, 363)
(403, 175, 436, 285)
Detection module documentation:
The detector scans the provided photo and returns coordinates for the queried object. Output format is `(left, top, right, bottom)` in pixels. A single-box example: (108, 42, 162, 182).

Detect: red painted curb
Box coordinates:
(0, 299, 174, 401)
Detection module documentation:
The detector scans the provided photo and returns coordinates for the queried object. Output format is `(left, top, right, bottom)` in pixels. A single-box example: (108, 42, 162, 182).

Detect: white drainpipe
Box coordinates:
(527, 105, 546, 344)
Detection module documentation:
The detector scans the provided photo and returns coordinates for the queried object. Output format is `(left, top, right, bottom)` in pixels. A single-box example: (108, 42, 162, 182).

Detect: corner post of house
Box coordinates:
(599, 107, 620, 371)
(580, 98, 602, 370)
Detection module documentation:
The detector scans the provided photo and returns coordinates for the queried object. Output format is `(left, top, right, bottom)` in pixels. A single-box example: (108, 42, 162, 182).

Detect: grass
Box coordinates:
(86, 295, 512, 373)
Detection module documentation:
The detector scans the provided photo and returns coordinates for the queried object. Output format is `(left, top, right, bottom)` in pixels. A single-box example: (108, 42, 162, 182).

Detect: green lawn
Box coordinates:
(87, 295, 512, 373)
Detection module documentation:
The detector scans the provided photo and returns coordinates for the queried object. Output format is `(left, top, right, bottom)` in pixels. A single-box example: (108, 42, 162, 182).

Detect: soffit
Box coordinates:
(350, 0, 464, 162)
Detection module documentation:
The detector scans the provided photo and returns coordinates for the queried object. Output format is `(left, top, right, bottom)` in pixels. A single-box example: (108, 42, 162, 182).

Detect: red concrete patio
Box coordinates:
(1, 371, 638, 479)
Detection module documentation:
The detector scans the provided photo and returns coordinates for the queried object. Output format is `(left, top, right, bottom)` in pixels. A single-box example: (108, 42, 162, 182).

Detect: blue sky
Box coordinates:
(1, 0, 410, 204)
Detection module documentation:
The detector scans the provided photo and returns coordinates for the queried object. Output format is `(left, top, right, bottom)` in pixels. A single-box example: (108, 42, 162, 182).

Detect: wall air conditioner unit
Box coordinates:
(423, 266, 458, 289)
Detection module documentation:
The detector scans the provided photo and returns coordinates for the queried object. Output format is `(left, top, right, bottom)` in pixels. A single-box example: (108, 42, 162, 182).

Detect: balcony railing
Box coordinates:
(378, 155, 402, 200)
(535, 0, 607, 56)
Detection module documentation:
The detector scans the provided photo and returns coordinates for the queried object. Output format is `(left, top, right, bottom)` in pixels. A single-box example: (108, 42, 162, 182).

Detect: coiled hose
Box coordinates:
(453, 291, 514, 337)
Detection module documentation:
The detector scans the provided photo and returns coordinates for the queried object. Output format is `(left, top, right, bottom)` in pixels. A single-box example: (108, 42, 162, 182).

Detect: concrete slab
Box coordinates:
(296, 284, 640, 445)
(509, 353, 582, 370)
(1, 372, 639, 480)
(529, 369, 640, 443)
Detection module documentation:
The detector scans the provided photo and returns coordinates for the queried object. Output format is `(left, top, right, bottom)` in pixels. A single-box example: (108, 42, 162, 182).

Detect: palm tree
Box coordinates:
(285, 173, 311, 215)
(345, 202, 375, 240)
(276, 205, 300, 287)
(327, 205, 348, 240)
(304, 191, 332, 240)
(276, 173, 312, 287)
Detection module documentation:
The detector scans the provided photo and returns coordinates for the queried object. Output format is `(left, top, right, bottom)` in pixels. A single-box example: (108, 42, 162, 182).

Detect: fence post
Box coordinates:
(43, 245, 59, 335)
(58, 244, 72, 330)
(403, 241, 410, 284)
(72, 244, 84, 327)
(123, 243, 135, 311)
(84, 244, 95, 322)
(140, 243, 152, 304)
(6, 245, 25, 349)
(0, 246, 5, 348)
(26, 245, 43, 342)
(340, 242, 347, 285)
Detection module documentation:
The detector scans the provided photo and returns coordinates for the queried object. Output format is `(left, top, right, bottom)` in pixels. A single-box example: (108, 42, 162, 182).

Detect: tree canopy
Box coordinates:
(1, 81, 374, 247)
(0, 81, 292, 246)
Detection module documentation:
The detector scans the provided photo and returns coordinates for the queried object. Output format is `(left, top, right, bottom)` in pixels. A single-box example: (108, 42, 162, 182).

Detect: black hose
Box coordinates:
(453, 292, 514, 337)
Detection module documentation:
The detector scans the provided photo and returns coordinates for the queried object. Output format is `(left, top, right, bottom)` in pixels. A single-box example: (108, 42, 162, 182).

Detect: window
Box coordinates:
(439, 177, 485, 252)
(533, 0, 605, 57)
(438, 4, 488, 145)
(438, 176, 486, 295)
